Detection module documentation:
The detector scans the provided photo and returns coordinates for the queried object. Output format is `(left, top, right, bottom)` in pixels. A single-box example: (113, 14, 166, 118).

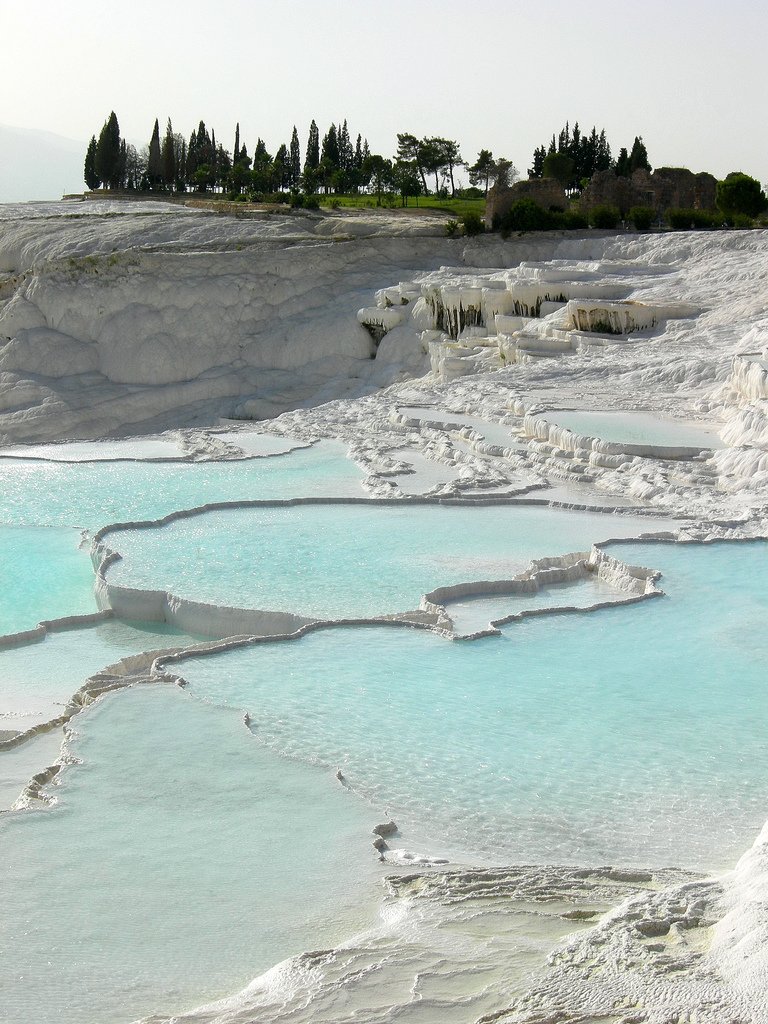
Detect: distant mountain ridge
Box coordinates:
(0, 123, 86, 202)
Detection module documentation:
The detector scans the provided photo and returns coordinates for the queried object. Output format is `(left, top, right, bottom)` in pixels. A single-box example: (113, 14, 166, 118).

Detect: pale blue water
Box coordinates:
(0, 442, 363, 637)
(178, 541, 768, 872)
(1, 431, 765, 1024)
(0, 526, 95, 634)
(0, 620, 201, 731)
(0, 440, 363, 529)
(545, 410, 722, 448)
(105, 505, 665, 618)
(0, 686, 380, 1024)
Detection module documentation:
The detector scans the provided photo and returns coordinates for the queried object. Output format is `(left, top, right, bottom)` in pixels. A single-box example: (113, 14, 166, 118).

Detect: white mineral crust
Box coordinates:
(3, 201, 768, 1023)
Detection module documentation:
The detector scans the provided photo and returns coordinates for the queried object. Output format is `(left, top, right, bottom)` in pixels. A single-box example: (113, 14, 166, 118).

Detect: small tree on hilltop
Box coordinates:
(492, 158, 517, 190)
(716, 172, 768, 219)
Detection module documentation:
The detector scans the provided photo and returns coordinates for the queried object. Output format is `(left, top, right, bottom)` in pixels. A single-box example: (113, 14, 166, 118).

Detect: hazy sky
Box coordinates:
(2, 0, 767, 186)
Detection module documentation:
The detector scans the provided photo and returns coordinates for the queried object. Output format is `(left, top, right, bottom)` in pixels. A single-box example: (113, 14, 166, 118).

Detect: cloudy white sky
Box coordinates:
(1, 0, 766, 199)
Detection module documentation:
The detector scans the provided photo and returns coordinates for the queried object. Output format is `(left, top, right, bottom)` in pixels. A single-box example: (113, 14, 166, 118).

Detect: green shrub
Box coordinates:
(666, 208, 722, 229)
(589, 205, 620, 229)
(303, 194, 320, 210)
(558, 210, 588, 229)
(498, 198, 554, 233)
(716, 172, 768, 218)
(731, 213, 755, 229)
(289, 191, 304, 208)
(461, 211, 485, 236)
(445, 219, 460, 237)
(457, 186, 483, 199)
(629, 206, 655, 230)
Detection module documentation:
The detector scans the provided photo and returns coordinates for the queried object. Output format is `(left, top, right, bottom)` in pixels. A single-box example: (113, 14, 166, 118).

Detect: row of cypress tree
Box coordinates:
(84, 112, 372, 195)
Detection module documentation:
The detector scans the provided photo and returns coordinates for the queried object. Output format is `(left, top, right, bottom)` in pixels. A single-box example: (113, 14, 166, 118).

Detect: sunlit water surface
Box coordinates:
(0, 436, 765, 1024)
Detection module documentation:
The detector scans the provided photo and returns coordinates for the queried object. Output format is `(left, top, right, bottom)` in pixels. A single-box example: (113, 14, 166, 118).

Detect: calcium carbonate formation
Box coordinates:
(1, 200, 768, 1024)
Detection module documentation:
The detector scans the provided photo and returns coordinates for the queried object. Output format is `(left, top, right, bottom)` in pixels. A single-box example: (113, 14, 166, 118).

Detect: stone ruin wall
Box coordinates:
(486, 167, 718, 223)
(485, 178, 568, 227)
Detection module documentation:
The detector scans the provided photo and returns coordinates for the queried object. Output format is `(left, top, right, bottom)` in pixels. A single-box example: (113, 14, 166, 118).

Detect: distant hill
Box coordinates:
(0, 123, 86, 202)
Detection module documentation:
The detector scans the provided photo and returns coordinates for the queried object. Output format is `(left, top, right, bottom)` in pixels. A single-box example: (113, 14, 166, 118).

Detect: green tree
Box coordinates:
(716, 172, 768, 218)
(289, 126, 301, 187)
(542, 150, 575, 186)
(95, 111, 121, 189)
(392, 160, 421, 206)
(304, 119, 320, 174)
(147, 118, 163, 188)
(273, 143, 289, 191)
(528, 145, 546, 179)
(321, 123, 340, 171)
(629, 136, 651, 173)
(432, 138, 462, 196)
(84, 135, 99, 190)
(615, 147, 631, 178)
(161, 119, 176, 188)
(491, 158, 516, 190)
(469, 150, 495, 195)
(362, 154, 392, 204)
(396, 133, 428, 194)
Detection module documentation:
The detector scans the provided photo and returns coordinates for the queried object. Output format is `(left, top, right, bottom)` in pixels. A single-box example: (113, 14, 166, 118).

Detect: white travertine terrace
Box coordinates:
(3, 204, 768, 1024)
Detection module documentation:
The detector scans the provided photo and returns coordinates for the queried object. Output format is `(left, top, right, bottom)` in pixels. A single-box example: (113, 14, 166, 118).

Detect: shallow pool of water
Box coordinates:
(0, 686, 381, 1024)
(0, 440, 363, 529)
(105, 505, 667, 619)
(545, 410, 722, 449)
(0, 526, 95, 635)
(0, 619, 201, 731)
(177, 541, 768, 873)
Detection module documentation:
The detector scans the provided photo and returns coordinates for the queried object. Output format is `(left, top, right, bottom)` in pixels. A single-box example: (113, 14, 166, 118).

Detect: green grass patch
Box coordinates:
(317, 194, 485, 217)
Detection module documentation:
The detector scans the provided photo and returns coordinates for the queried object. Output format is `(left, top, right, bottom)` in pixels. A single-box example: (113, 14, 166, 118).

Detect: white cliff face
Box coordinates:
(0, 204, 475, 442)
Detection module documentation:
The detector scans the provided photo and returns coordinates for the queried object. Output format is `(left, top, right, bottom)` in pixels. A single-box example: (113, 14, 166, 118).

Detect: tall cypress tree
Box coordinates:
(84, 135, 100, 190)
(289, 126, 301, 186)
(234, 123, 240, 164)
(274, 143, 289, 190)
(338, 119, 353, 171)
(321, 124, 340, 170)
(95, 111, 121, 189)
(147, 118, 162, 187)
(304, 119, 320, 172)
(161, 119, 176, 188)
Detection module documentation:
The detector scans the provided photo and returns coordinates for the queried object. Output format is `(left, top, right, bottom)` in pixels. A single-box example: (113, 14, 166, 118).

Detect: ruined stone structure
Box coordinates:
(486, 167, 719, 225)
(578, 167, 718, 216)
(485, 178, 568, 227)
